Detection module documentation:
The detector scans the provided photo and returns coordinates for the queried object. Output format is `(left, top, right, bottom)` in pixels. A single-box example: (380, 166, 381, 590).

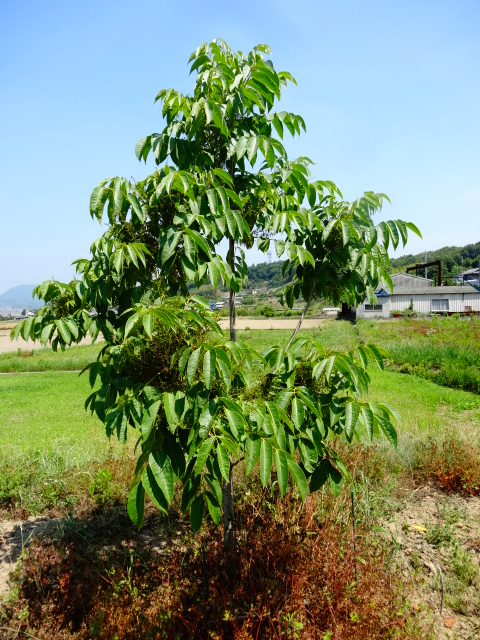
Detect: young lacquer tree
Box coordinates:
(13, 39, 420, 565)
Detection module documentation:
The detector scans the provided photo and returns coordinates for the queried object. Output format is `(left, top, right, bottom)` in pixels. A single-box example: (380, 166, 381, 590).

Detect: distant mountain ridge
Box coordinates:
(0, 285, 43, 310)
(246, 241, 480, 289)
(389, 241, 480, 273)
(2, 240, 479, 305)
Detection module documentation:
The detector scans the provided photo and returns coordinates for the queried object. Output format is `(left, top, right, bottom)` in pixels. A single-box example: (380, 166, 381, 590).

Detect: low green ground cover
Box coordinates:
(357, 316, 480, 393)
(241, 325, 480, 460)
(2, 322, 479, 515)
(0, 371, 128, 514)
(1, 372, 105, 458)
(240, 322, 358, 353)
(0, 341, 104, 372)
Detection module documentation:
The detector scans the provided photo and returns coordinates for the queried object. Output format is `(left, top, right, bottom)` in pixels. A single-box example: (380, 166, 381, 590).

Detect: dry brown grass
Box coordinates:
(2, 474, 422, 640)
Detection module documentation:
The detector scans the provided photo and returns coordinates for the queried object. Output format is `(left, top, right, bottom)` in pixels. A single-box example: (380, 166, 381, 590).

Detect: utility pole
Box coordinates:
(424, 251, 428, 280)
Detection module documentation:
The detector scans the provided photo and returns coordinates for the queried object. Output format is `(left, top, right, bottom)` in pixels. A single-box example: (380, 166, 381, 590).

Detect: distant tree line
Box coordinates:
(389, 241, 480, 281)
(247, 242, 480, 289)
(186, 242, 480, 292)
(188, 259, 295, 293)
(245, 260, 295, 289)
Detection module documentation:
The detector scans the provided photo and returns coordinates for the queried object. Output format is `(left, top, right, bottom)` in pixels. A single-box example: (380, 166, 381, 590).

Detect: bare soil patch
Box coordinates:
(218, 317, 326, 330)
(384, 484, 480, 639)
(0, 490, 419, 639)
(0, 517, 63, 599)
(0, 320, 327, 353)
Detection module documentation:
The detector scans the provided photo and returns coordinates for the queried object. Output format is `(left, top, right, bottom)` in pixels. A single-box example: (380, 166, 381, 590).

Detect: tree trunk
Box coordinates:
(224, 237, 237, 574)
(222, 461, 236, 571)
(229, 237, 236, 342)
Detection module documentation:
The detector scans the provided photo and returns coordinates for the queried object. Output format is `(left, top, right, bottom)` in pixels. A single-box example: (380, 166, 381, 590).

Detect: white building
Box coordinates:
(356, 273, 480, 318)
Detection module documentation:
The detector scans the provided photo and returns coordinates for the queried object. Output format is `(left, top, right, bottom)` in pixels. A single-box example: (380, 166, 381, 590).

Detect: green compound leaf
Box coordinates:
(291, 397, 305, 428)
(127, 482, 145, 530)
(328, 465, 343, 498)
(203, 348, 216, 389)
(287, 459, 307, 501)
(275, 449, 288, 497)
(260, 439, 273, 487)
(149, 451, 174, 504)
(205, 490, 221, 525)
(190, 494, 205, 533)
(142, 466, 169, 514)
(245, 433, 261, 475)
(195, 436, 214, 474)
(217, 443, 230, 483)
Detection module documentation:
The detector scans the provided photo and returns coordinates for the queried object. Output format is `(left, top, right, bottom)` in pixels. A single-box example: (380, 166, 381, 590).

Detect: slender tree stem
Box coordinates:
(285, 285, 316, 352)
(224, 235, 237, 574)
(222, 462, 236, 565)
(229, 237, 236, 342)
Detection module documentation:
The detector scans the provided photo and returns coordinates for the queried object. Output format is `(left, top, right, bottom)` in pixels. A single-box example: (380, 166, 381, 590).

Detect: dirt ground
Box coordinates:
(2, 485, 479, 638)
(0, 333, 94, 354)
(383, 485, 480, 639)
(217, 317, 325, 330)
(0, 333, 42, 354)
(0, 319, 326, 354)
(0, 517, 63, 599)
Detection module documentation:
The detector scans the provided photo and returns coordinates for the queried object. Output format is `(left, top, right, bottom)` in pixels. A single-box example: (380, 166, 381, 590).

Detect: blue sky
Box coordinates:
(1, 0, 479, 294)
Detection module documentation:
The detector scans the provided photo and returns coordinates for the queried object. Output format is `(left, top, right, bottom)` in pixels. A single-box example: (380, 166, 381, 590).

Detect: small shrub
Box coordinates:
(426, 523, 455, 547)
(452, 547, 479, 586)
(418, 439, 480, 495)
(258, 304, 276, 317)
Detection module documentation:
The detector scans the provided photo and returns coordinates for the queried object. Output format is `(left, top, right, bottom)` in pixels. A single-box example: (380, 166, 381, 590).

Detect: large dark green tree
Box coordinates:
(14, 39, 420, 565)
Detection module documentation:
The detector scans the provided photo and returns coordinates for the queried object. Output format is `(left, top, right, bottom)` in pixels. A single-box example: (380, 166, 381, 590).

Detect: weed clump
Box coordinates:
(418, 439, 480, 495)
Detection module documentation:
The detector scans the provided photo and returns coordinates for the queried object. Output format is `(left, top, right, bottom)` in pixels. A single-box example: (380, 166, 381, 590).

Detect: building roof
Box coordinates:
(458, 267, 479, 276)
(391, 272, 433, 282)
(389, 285, 479, 296)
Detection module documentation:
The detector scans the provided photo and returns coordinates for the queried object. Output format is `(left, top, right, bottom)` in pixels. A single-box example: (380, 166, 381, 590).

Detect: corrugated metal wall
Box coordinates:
(390, 293, 480, 313)
(356, 302, 390, 318)
(357, 293, 480, 318)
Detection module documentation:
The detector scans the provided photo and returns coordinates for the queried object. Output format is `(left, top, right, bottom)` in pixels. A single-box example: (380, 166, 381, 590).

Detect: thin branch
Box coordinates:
(284, 286, 316, 352)
(228, 237, 236, 343)
(425, 553, 444, 614)
(271, 280, 317, 376)
(231, 456, 245, 469)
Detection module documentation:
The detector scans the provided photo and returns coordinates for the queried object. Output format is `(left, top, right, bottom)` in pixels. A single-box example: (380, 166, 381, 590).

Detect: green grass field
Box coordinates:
(2, 321, 479, 455)
(0, 341, 104, 372)
(357, 316, 480, 393)
(1, 318, 479, 515)
(0, 370, 127, 513)
(0, 372, 108, 460)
